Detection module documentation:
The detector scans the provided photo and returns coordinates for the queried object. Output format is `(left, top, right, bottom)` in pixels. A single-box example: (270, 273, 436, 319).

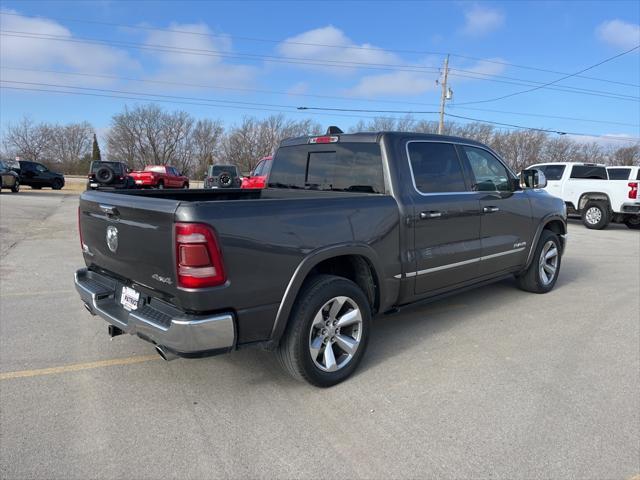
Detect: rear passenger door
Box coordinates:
(407, 141, 482, 295)
(458, 145, 534, 276)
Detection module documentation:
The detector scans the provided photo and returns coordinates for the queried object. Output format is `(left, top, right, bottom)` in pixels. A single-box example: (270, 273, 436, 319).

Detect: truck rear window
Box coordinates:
(607, 168, 630, 180)
(268, 143, 384, 193)
(570, 165, 607, 180)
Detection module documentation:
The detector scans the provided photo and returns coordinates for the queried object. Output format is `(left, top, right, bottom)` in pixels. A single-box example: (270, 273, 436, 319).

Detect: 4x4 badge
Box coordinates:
(106, 226, 118, 253)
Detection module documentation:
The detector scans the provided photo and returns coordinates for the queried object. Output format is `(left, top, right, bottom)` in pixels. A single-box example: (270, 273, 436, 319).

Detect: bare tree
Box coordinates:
(47, 122, 93, 165)
(106, 105, 196, 172)
(190, 119, 225, 177)
(2, 117, 52, 162)
(610, 145, 640, 166)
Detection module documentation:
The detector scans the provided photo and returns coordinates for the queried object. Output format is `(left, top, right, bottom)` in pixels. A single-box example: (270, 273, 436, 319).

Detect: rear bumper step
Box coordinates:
(75, 268, 236, 356)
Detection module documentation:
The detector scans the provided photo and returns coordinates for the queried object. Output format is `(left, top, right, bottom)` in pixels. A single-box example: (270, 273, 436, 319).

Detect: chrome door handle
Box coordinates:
(483, 206, 500, 213)
(420, 211, 442, 219)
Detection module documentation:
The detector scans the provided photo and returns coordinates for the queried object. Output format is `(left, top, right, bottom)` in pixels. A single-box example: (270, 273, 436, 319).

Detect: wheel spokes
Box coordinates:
(545, 247, 558, 260)
(335, 334, 358, 356)
(323, 344, 337, 372)
(328, 297, 346, 320)
(309, 336, 323, 360)
(336, 308, 361, 328)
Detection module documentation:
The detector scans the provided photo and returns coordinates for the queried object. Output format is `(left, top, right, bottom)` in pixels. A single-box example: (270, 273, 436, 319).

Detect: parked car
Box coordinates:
(526, 162, 639, 229)
(204, 165, 241, 189)
(87, 161, 134, 190)
(129, 165, 189, 189)
(18, 160, 65, 190)
(0, 160, 20, 192)
(241, 156, 273, 189)
(75, 130, 567, 387)
(606, 166, 640, 229)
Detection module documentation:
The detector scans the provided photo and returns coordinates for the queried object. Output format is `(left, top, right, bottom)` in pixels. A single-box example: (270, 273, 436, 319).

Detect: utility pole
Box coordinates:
(438, 54, 450, 135)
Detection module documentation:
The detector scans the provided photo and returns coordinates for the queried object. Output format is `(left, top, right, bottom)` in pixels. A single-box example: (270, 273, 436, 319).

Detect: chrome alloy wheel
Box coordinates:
(539, 240, 559, 286)
(308, 296, 363, 372)
(585, 206, 602, 225)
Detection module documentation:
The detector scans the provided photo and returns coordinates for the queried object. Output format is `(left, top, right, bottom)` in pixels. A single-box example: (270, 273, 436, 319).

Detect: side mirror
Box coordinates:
(519, 169, 547, 189)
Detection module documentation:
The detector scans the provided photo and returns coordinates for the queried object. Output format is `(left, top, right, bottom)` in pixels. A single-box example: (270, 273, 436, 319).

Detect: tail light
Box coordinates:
(175, 223, 226, 288)
(629, 182, 638, 200)
(308, 135, 339, 144)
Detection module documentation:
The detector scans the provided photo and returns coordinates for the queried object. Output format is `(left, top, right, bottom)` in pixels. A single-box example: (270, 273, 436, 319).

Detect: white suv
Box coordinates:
(527, 162, 639, 230)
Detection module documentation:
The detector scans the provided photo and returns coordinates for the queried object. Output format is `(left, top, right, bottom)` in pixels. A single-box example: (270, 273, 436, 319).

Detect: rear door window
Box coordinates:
(607, 168, 631, 180)
(407, 142, 467, 193)
(540, 164, 565, 181)
(570, 165, 608, 179)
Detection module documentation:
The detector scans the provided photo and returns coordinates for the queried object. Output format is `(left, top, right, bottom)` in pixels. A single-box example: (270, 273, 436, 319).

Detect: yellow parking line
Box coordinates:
(0, 354, 160, 380)
(2, 289, 75, 297)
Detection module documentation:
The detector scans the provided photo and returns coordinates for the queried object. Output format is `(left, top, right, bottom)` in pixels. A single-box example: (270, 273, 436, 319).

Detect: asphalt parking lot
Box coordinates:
(1, 190, 638, 480)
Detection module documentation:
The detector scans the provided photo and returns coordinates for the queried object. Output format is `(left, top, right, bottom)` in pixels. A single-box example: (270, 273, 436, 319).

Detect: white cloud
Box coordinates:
(459, 4, 505, 37)
(347, 71, 437, 97)
(277, 25, 401, 75)
(0, 9, 136, 86)
(142, 22, 255, 89)
(566, 133, 639, 148)
(596, 19, 640, 49)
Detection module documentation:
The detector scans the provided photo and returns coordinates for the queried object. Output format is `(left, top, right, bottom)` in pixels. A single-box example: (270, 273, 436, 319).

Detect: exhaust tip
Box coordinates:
(155, 345, 178, 361)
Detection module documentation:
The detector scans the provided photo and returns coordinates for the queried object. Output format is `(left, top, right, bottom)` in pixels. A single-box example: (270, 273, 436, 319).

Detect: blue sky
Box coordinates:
(1, 0, 639, 145)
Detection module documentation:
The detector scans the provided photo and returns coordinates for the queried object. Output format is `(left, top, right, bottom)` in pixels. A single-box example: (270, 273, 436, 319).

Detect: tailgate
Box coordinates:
(79, 190, 179, 296)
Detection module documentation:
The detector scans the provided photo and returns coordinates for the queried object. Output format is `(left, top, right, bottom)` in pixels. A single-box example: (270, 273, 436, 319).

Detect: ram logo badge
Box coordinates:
(514, 241, 527, 249)
(106, 226, 119, 253)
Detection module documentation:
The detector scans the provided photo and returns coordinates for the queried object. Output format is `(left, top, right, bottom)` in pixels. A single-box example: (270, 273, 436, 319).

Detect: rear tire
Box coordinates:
(183, 182, 189, 189)
(276, 275, 371, 387)
(157, 181, 164, 189)
(11, 179, 19, 193)
(581, 201, 610, 229)
(52, 178, 63, 190)
(624, 216, 640, 230)
(516, 230, 562, 294)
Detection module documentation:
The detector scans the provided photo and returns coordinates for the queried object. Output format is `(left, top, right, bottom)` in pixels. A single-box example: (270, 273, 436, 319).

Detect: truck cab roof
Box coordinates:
(280, 131, 490, 148)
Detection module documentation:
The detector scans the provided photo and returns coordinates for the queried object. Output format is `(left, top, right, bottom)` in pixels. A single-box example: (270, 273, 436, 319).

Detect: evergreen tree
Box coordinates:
(91, 133, 102, 161)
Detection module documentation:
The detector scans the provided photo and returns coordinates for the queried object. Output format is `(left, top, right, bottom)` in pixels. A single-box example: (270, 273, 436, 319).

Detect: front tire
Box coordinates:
(516, 230, 562, 293)
(157, 181, 164, 189)
(51, 178, 63, 190)
(276, 275, 371, 387)
(11, 179, 19, 193)
(581, 201, 610, 229)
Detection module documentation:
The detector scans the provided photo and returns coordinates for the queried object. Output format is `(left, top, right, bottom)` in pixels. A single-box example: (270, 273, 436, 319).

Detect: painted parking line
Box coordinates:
(1, 289, 75, 297)
(0, 354, 160, 381)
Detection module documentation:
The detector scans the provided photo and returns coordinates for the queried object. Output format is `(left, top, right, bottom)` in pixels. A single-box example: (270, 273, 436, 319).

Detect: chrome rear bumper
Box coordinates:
(75, 268, 235, 356)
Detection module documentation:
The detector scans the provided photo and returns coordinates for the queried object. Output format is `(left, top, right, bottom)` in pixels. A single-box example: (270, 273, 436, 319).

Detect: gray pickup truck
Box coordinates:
(75, 130, 567, 386)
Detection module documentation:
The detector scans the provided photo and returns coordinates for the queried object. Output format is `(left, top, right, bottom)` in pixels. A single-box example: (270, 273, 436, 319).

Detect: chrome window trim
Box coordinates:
(405, 139, 517, 197)
(397, 247, 525, 278)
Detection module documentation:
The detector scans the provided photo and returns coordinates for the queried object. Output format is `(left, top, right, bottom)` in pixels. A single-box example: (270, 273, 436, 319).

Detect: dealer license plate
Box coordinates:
(120, 286, 140, 311)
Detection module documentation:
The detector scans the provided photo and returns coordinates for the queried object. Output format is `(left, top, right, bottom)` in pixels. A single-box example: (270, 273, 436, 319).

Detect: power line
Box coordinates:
(3, 66, 637, 127)
(2, 30, 637, 102)
(2, 10, 638, 88)
(295, 106, 640, 142)
(3, 83, 638, 142)
(457, 45, 640, 105)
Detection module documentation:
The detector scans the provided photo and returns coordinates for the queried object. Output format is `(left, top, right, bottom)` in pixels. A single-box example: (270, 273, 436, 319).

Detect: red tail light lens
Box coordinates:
(629, 182, 638, 199)
(175, 223, 226, 288)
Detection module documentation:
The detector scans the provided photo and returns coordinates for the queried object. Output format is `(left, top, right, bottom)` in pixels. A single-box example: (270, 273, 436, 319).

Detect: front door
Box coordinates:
(407, 141, 482, 295)
(458, 145, 534, 276)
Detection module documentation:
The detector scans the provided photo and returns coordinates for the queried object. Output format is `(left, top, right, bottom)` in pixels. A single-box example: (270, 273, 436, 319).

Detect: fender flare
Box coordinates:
(523, 214, 567, 270)
(270, 243, 385, 344)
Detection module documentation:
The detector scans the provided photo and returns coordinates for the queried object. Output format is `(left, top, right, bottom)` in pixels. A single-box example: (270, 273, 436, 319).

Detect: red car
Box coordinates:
(241, 156, 272, 189)
(129, 165, 189, 189)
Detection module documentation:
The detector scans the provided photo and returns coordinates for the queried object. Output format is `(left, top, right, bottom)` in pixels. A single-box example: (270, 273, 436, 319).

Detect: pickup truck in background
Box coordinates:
(75, 130, 567, 387)
(241, 156, 273, 189)
(526, 162, 640, 230)
(129, 165, 189, 189)
(607, 166, 640, 229)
